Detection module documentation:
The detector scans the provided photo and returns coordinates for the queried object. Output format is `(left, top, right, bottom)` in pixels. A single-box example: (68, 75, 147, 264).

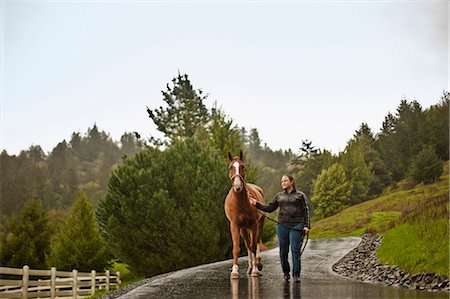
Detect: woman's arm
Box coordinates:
(249, 195, 279, 213)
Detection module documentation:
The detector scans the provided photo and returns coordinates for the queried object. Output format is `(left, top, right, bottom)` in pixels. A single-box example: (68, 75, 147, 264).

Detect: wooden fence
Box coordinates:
(0, 265, 121, 299)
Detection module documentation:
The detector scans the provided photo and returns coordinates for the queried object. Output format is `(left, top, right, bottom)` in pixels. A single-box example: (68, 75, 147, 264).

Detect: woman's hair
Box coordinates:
(282, 174, 296, 190)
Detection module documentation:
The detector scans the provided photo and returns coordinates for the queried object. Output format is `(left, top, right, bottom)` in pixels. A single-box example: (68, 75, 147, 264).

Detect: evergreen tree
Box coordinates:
(292, 144, 335, 199)
(47, 193, 107, 271)
(0, 199, 52, 268)
(20, 146, 50, 205)
(299, 139, 319, 157)
(120, 132, 144, 158)
(347, 150, 371, 203)
(409, 145, 443, 184)
(48, 140, 77, 208)
(363, 146, 392, 196)
(376, 112, 404, 181)
(202, 104, 243, 158)
(311, 163, 352, 218)
(0, 147, 51, 216)
(0, 151, 19, 215)
(69, 132, 83, 158)
(97, 138, 230, 276)
(394, 99, 424, 176)
(353, 123, 375, 143)
(422, 91, 449, 161)
(247, 128, 262, 159)
(342, 124, 391, 200)
(147, 73, 209, 143)
(375, 96, 446, 182)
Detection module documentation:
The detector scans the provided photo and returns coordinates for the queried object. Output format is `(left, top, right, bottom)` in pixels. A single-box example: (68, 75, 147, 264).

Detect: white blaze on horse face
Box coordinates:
(232, 161, 243, 192)
(232, 161, 240, 176)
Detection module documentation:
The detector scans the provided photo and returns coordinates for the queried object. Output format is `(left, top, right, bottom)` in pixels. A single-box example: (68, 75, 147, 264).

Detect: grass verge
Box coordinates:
(309, 171, 449, 278)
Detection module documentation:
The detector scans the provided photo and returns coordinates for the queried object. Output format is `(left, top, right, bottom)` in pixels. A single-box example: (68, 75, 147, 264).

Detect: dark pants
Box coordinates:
(277, 222, 304, 278)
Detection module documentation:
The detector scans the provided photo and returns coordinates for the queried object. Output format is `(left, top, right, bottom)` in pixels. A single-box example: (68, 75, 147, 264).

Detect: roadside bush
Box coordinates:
(96, 138, 230, 276)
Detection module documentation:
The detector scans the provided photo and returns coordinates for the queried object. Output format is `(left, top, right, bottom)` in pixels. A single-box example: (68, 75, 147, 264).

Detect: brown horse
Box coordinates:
(224, 150, 265, 279)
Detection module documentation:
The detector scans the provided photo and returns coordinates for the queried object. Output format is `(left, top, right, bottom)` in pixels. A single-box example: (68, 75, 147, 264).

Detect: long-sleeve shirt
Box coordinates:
(256, 188, 310, 228)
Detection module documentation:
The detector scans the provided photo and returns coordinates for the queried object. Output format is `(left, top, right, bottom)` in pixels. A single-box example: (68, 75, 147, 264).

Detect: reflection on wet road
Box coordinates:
(118, 237, 448, 299)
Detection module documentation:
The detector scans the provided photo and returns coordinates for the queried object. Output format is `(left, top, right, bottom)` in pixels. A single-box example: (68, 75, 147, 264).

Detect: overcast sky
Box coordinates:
(1, 0, 448, 156)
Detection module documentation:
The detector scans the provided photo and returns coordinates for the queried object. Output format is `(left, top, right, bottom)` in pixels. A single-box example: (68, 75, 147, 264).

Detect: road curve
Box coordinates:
(116, 237, 447, 299)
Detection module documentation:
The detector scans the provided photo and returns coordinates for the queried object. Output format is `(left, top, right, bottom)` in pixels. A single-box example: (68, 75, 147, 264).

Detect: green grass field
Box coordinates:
(310, 167, 449, 278)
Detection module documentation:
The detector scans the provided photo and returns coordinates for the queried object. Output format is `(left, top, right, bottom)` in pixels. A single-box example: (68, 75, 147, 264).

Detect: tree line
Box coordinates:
(0, 72, 447, 278)
(0, 126, 144, 217)
(297, 94, 448, 218)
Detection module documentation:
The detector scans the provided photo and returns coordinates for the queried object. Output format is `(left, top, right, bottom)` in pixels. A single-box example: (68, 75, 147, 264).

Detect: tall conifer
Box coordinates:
(47, 193, 107, 271)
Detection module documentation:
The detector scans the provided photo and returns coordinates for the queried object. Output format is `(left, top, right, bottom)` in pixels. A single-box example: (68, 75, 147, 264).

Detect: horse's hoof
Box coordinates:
(251, 271, 259, 277)
(257, 264, 263, 271)
(231, 272, 239, 279)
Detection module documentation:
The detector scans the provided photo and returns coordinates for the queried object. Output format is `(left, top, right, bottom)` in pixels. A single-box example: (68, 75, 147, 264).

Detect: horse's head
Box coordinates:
(228, 150, 246, 193)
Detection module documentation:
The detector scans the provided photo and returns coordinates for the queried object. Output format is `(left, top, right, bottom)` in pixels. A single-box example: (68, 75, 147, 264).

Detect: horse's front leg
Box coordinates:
(230, 222, 240, 279)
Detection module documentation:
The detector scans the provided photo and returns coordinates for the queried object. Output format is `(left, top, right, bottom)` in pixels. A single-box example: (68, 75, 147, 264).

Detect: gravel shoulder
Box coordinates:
(332, 234, 450, 293)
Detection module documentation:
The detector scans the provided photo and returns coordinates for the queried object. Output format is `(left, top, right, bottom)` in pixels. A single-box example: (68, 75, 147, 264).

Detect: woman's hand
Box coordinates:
(303, 227, 310, 234)
(249, 198, 257, 206)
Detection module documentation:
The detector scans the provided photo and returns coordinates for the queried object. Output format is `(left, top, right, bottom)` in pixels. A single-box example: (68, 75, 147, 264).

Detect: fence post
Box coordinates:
(91, 270, 96, 296)
(116, 271, 121, 289)
(22, 265, 29, 299)
(72, 269, 78, 299)
(105, 270, 110, 291)
(50, 267, 56, 299)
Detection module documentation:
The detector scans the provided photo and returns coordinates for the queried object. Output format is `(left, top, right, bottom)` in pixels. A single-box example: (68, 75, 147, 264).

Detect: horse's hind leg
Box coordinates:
(255, 217, 265, 271)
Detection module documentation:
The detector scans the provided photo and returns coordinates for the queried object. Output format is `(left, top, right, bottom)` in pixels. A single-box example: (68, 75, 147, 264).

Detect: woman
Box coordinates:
(249, 175, 310, 283)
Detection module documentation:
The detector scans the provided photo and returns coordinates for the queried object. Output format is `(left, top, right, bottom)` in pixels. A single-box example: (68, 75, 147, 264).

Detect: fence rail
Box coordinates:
(0, 265, 120, 299)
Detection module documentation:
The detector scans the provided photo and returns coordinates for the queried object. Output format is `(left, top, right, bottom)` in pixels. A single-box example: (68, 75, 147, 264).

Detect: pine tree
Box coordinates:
(293, 147, 335, 199)
(47, 193, 107, 271)
(147, 73, 209, 143)
(120, 132, 144, 158)
(97, 138, 230, 276)
(0, 199, 52, 268)
(202, 104, 243, 158)
(409, 145, 443, 184)
(422, 91, 449, 160)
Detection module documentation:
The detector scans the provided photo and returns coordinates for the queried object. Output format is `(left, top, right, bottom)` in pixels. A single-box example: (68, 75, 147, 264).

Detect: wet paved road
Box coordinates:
(118, 237, 448, 299)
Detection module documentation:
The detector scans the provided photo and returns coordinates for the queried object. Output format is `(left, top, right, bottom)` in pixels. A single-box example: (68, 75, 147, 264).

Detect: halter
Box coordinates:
(229, 173, 245, 182)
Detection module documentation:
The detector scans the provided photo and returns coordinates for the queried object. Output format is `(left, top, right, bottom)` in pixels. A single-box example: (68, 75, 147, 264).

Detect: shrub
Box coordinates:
(96, 138, 230, 276)
(409, 145, 443, 184)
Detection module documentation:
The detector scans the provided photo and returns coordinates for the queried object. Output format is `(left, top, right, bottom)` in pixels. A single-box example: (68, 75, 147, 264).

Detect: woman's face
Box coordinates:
(281, 176, 292, 190)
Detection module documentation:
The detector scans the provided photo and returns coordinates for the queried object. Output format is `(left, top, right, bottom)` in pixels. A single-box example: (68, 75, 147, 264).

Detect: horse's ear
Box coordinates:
(239, 150, 243, 161)
(228, 152, 233, 161)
